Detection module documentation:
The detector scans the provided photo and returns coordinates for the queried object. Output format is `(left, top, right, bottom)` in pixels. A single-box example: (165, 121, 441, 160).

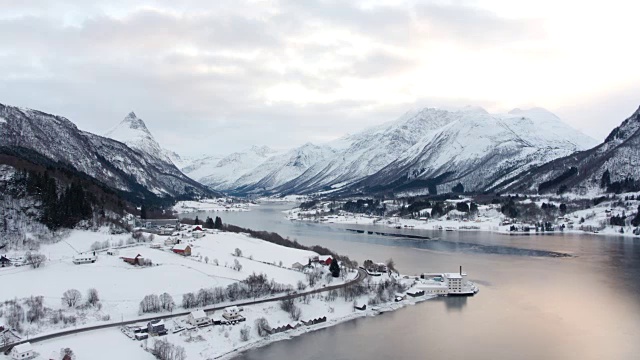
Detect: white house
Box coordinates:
(291, 262, 305, 271)
(192, 230, 205, 239)
(11, 342, 34, 360)
(222, 306, 243, 320)
(188, 310, 210, 326)
(72, 252, 97, 265)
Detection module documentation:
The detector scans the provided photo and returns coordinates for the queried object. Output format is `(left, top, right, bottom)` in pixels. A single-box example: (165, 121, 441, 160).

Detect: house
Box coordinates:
(141, 218, 179, 229)
(192, 230, 205, 239)
(164, 237, 178, 246)
(188, 310, 210, 326)
(150, 243, 161, 249)
(0, 255, 11, 268)
(172, 244, 192, 256)
(291, 262, 305, 271)
(72, 252, 97, 264)
(354, 302, 367, 311)
(159, 226, 174, 235)
(318, 255, 333, 266)
(192, 225, 203, 232)
(11, 342, 34, 360)
(222, 306, 243, 321)
(121, 254, 145, 266)
(147, 320, 167, 336)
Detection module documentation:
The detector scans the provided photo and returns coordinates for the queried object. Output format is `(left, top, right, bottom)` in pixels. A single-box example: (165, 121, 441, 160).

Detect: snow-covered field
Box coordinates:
(14, 273, 432, 360)
(173, 198, 254, 213)
(0, 227, 337, 339)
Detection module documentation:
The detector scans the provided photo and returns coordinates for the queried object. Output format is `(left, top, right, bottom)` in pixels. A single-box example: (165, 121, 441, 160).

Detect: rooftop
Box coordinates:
(13, 342, 33, 353)
(191, 309, 207, 319)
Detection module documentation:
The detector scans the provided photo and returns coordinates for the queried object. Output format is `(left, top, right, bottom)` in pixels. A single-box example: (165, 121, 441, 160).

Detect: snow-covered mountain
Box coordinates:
(502, 106, 640, 194)
(0, 103, 215, 199)
(182, 106, 595, 196)
(182, 146, 278, 190)
(347, 107, 597, 195)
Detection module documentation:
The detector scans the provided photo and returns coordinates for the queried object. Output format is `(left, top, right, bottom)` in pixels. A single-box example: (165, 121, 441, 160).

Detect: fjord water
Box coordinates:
(186, 204, 640, 360)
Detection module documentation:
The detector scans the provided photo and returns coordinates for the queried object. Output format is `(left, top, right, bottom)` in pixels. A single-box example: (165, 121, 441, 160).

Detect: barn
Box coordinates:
(172, 244, 192, 256)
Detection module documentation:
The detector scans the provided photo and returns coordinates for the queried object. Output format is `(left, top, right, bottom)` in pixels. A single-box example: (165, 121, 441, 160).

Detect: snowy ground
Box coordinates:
(10, 274, 433, 360)
(173, 198, 254, 213)
(0, 227, 346, 340)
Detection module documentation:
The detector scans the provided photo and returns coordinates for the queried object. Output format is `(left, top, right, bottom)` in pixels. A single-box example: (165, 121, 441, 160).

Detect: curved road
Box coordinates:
(1, 269, 367, 353)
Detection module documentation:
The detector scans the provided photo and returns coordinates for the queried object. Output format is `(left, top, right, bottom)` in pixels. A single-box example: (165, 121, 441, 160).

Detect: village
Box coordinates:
(0, 216, 476, 360)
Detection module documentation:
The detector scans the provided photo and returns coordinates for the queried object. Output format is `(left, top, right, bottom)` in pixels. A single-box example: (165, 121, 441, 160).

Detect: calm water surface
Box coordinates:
(185, 203, 640, 360)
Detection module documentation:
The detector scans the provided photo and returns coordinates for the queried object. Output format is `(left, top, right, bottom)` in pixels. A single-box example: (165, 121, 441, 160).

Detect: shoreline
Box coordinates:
(216, 295, 436, 360)
(288, 214, 640, 239)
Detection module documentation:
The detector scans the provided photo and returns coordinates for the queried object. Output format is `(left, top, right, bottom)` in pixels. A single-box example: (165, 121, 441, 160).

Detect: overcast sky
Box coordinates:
(1, 0, 639, 156)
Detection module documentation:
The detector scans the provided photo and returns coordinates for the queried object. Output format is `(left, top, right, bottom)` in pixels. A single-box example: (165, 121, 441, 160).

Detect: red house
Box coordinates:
(121, 254, 145, 266)
(172, 244, 192, 256)
(318, 255, 333, 265)
(192, 225, 203, 232)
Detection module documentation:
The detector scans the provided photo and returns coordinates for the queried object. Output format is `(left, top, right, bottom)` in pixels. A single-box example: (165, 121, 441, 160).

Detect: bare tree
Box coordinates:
(62, 289, 82, 308)
(254, 317, 271, 337)
(182, 292, 198, 308)
(86, 288, 100, 307)
(25, 251, 46, 268)
(233, 258, 243, 272)
(204, 256, 209, 264)
(234, 248, 243, 257)
(296, 280, 307, 291)
(160, 293, 175, 312)
(239, 325, 251, 341)
(139, 294, 161, 313)
(60, 348, 76, 360)
(6, 300, 24, 332)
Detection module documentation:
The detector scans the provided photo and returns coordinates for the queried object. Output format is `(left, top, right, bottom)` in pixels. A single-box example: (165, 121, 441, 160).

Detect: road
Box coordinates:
(1, 268, 367, 353)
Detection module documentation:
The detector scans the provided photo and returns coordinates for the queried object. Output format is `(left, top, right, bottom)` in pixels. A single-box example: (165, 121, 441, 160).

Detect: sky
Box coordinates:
(1, 0, 639, 156)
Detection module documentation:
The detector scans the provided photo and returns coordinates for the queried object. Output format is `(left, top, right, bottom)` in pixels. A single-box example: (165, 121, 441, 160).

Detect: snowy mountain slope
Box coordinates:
(268, 107, 594, 195)
(502, 106, 640, 194)
(348, 107, 597, 195)
(185, 146, 279, 190)
(233, 143, 338, 194)
(0, 103, 216, 200)
(271, 107, 473, 195)
(105, 112, 173, 163)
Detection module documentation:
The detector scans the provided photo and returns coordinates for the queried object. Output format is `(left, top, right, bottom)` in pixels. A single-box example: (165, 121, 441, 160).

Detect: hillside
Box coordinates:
(0, 103, 216, 201)
(502, 106, 640, 195)
(347, 107, 597, 196)
(184, 106, 595, 196)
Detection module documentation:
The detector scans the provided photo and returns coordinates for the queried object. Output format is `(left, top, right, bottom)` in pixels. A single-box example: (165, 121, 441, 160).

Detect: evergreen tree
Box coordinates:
(204, 217, 214, 229)
(194, 216, 200, 225)
(452, 183, 464, 194)
(329, 257, 340, 277)
(140, 204, 148, 219)
(632, 205, 640, 227)
(214, 216, 223, 229)
(600, 169, 611, 189)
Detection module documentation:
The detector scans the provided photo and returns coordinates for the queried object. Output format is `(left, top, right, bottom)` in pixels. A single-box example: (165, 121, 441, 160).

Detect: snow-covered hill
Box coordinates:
(503, 106, 640, 194)
(349, 107, 597, 195)
(0, 103, 215, 199)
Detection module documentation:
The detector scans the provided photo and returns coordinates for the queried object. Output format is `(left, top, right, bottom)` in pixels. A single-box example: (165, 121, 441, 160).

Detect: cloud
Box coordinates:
(0, 0, 635, 157)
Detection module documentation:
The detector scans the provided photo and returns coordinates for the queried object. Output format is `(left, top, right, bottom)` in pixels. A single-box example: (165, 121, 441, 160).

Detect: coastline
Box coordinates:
(216, 295, 436, 360)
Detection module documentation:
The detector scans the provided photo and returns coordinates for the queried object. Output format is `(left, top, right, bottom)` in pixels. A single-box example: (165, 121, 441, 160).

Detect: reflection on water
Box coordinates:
(183, 203, 640, 360)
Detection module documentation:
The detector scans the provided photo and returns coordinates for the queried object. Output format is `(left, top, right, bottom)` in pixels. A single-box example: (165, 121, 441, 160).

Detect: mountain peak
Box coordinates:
(119, 111, 150, 133)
